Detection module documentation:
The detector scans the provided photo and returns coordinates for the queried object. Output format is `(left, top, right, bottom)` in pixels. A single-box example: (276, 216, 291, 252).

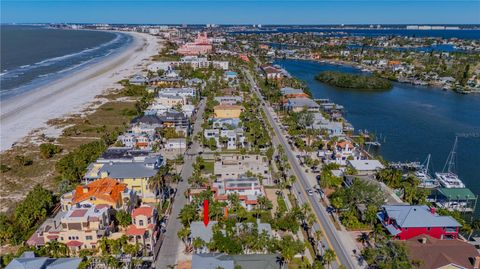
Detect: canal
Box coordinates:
(275, 59, 480, 198)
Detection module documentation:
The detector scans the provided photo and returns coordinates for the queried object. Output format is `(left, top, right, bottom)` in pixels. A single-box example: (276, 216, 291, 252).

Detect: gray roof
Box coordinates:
(190, 221, 218, 243)
(131, 114, 163, 125)
(236, 220, 273, 237)
(280, 87, 304, 95)
(192, 254, 281, 269)
(86, 162, 158, 179)
(6, 258, 50, 269)
(6, 252, 81, 269)
(230, 254, 281, 269)
(46, 258, 82, 269)
(382, 205, 461, 228)
(285, 98, 320, 108)
(99, 147, 151, 160)
(192, 254, 234, 269)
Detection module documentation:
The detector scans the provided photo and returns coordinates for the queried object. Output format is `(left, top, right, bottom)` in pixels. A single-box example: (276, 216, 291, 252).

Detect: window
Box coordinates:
(86, 236, 93, 240)
(139, 220, 144, 226)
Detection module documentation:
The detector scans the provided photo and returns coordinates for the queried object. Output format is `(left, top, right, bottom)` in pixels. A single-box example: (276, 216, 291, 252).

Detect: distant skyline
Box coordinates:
(1, 1, 479, 25)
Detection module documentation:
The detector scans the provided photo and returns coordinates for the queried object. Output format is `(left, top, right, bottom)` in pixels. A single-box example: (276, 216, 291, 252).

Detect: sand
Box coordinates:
(0, 31, 160, 151)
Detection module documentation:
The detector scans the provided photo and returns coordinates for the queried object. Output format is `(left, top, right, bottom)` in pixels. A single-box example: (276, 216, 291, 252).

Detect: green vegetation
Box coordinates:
(14, 155, 33, 166)
(376, 168, 428, 205)
(0, 185, 55, 245)
(39, 143, 62, 159)
(114, 210, 132, 228)
(55, 140, 107, 184)
(240, 98, 271, 152)
(329, 179, 385, 230)
(362, 240, 413, 269)
(319, 164, 343, 190)
(315, 71, 393, 90)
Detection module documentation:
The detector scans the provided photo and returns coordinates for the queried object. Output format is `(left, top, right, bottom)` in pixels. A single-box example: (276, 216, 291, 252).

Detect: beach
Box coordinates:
(0, 31, 160, 151)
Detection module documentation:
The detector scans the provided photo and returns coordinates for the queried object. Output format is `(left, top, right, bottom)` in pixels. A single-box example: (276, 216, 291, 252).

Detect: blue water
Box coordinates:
(269, 42, 466, 53)
(275, 59, 480, 197)
(0, 25, 133, 99)
(232, 28, 480, 40)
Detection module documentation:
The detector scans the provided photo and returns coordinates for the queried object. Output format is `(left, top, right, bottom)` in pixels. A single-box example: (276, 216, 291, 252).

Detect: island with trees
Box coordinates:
(315, 71, 393, 90)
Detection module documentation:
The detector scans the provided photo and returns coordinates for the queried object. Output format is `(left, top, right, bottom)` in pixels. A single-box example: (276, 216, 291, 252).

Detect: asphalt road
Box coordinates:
(154, 99, 206, 269)
(244, 69, 360, 269)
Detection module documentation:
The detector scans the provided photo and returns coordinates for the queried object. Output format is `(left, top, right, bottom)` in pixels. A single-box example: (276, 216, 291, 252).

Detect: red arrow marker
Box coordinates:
(203, 199, 209, 227)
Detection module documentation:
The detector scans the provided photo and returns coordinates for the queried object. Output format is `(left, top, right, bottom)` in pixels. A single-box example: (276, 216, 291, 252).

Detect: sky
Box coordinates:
(1, 0, 479, 25)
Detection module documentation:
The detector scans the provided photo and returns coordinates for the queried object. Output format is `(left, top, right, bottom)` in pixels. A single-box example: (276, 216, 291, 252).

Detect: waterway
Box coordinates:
(275, 59, 480, 198)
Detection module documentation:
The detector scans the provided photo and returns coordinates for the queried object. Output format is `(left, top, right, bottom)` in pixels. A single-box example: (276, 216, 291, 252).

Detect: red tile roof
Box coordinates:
(27, 233, 45, 246)
(132, 205, 155, 218)
(70, 209, 88, 218)
(72, 178, 127, 205)
(126, 225, 147, 236)
(66, 240, 83, 247)
(405, 235, 478, 269)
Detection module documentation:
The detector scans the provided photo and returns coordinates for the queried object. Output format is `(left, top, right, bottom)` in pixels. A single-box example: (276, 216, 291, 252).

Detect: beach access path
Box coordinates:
(0, 31, 160, 151)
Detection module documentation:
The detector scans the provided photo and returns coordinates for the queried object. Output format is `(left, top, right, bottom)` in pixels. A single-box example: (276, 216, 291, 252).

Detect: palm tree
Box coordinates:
(369, 223, 386, 243)
(356, 232, 370, 247)
(322, 249, 336, 269)
(178, 204, 199, 226)
(177, 226, 191, 251)
(149, 165, 169, 204)
(287, 175, 296, 194)
(98, 237, 110, 254)
(193, 237, 205, 253)
(44, 241, 68, 258)
(314, 230, 324, 255)
(257, 196, 273, 211)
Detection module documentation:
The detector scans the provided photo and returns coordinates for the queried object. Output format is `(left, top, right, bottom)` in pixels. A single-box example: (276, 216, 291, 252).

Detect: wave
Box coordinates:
(56, 58, 97, 74)
(0, 32, 132, 99)
(0, 33, 123, 80)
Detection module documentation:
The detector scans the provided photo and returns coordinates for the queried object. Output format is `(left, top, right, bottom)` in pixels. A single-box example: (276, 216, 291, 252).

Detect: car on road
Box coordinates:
(326, 206, 335, 214)
(307, 189, 314, 196)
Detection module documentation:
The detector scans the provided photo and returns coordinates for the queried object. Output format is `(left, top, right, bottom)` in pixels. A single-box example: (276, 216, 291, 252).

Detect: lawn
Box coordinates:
(202, 161, 214, 174)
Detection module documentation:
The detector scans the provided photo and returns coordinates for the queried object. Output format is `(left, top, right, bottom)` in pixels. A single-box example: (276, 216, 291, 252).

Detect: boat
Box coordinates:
(435, 137, 466, 188)
(415, 154, 439, 188)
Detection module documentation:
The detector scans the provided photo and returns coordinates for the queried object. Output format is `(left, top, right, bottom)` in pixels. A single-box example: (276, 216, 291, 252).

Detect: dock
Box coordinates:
(389, 161, 422, 170)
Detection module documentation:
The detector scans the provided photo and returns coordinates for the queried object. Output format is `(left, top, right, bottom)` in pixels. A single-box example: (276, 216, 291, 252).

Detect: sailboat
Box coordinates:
(435, 137, 466, 188)
(416, 154, 439, 188)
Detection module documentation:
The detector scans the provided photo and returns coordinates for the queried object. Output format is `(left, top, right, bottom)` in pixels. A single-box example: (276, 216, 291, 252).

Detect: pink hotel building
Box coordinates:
(177, 32, 213, 55)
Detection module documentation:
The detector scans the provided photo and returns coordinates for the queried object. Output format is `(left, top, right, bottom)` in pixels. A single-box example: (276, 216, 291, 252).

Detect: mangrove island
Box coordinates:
(315, 71, 393, 90)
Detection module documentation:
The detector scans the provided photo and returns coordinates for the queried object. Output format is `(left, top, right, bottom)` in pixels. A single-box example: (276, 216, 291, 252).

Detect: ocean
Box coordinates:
(0, 25, 133, 99)
(275, 59, 480, 202)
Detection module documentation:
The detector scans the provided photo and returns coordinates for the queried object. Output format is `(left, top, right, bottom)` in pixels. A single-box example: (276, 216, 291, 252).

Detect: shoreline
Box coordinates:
(0, 31, 159, 152)
(0, 30, 131, 101)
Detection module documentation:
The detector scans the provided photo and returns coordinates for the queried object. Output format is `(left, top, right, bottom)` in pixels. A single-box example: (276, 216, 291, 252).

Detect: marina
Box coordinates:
(276, 58, 480, 213)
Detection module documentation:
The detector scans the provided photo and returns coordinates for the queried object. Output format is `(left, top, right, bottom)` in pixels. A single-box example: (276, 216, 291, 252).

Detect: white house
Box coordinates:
(165, 138, 187, 151)
(347, 159, 385, 176)
(147, 62, 172, 72)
